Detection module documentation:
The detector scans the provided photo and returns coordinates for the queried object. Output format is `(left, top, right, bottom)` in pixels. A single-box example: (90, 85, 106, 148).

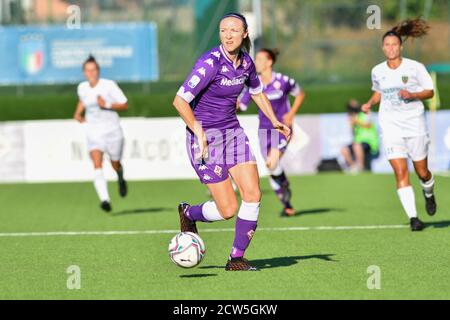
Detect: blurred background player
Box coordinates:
(340, 99, 379, 173)
(238, 48, 305, 217)
(73, 55, 129, 212)
(362, 19, 437, 231)
(173, 13, 290, 271)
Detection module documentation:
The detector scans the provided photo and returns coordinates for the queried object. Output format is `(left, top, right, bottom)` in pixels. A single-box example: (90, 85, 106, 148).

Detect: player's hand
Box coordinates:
(97, 96, 112, 109)
(273, 120, 291, 140)
(361, 103, 371, 114)
(74, 114, 85, 123)
(282, 112, 295, 127)
(194, 131, 209, 162)
(399, 90, 415, 100)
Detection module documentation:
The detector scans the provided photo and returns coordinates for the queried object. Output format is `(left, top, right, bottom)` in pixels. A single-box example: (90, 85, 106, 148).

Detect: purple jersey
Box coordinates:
(177, 45, 263, 130)
(240, 72, 301, 129)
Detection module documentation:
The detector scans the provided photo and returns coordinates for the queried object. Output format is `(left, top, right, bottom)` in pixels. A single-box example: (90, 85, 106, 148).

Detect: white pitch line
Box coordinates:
(0, 224, 409, 238)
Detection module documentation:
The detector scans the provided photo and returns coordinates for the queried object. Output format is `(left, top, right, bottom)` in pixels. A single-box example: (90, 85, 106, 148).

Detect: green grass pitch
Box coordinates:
(0, 173, 449, 299)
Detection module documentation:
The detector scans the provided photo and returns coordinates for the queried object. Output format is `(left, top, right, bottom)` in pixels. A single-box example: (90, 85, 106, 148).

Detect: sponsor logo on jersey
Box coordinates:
(220, 76, 246, 87)
(197, 67, 206, 77)
(199, 164, 207, 171)
(247, 230, 255, 240)
(402, 76, 409, 84)
(204, 58, 214, 67)
(203, 174, 212, 181)
(221, 66, 229, 73)
(188, 75, 201, 89)
(266, 90, 284, 100)
(214, 165, 222, 177)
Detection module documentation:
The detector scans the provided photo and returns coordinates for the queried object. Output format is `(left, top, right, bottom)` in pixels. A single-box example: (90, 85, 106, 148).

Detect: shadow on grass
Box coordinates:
(425, 220, 450, 229)
(200, 254, 336, 270)
(110, 207, 172, 216)
(180, 274, 218, 279)
(286, 208, 346, 218)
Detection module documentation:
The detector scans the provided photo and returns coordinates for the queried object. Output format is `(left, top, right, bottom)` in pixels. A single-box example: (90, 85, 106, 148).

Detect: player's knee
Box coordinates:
(417, 169, 430, 181)
(241, 187, 261, 203)
(220, 202, 238, 220)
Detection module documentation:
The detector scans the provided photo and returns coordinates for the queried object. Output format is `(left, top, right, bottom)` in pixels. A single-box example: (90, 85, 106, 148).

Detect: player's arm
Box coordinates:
(173, 54, 217, 159)
(399, 63, 435, 101)
(237, 87, 252, 111)
(97, 96, 129, 111)
(361, 91, 381, 114)
(252, 92, 291, 139)
(398, 89, 434, 101)
(73, 101, 85, 123)
(173, 95, 207, 159)
(283, 90, 305, 126)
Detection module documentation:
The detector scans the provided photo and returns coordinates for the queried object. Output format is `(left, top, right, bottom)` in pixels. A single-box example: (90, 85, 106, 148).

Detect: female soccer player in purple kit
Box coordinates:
(173, 13, 290, 271)
(239, 48, 305, 217)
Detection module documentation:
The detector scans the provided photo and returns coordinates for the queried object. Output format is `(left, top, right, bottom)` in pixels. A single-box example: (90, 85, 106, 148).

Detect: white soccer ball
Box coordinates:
(168, 232, 206, 268)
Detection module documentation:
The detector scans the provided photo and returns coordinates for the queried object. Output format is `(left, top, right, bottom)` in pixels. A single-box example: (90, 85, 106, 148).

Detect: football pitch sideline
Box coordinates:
(0, 173, 449, 300)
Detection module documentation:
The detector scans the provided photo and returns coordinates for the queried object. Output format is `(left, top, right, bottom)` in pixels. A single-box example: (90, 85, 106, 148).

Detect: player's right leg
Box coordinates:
(389, 158, 424, 231)
(266, 148, 294, 216)
(90, 150, 112, 212)
(178, 177, 237, 234)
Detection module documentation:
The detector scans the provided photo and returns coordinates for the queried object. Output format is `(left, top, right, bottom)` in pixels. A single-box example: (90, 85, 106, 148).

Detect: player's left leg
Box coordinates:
(413, 158, 436, 216)
(226, 162, 261, 271)
(90, 150, 112, 212)
(266, 148, 294, 216)
(107, 133, 127, 197)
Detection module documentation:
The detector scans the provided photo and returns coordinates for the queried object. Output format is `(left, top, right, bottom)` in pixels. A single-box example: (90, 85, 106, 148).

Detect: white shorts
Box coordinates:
(382, 134, 430, 161)
(86, 127, 124, 161)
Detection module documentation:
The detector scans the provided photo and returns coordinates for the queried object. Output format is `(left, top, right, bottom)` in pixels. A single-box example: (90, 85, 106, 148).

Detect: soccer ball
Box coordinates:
(168, 232, 206, 268)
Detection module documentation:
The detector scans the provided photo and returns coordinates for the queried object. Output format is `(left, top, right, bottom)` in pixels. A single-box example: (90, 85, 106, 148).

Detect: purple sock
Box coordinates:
(271, 173, 291, 208)
(185, 203, 209, 222)
(230, 217, 257, 258)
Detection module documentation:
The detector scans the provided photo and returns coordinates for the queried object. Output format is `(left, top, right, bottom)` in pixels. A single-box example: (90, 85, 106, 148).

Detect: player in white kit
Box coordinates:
(73, 56, 129, 212)
(362, 19, 437, 231)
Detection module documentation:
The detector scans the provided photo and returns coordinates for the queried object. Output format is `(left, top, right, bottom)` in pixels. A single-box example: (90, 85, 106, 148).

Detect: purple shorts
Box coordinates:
(186, 127, 256, 184)
(258, 128, 290, 160)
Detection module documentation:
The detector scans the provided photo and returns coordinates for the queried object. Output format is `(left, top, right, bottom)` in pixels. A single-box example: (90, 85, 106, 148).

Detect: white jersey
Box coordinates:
(371, 58, 434, 138)
(77, 78, 127, 133)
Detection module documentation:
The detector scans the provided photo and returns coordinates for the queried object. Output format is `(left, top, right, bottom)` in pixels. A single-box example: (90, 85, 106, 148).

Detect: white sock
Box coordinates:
(202, 201, 226, 221)
(397, 186, 417, 219)
(94, 169, 110, 202)
(421, 174, 435, 198)
(270, 165, 283, 176)
(237, 201, 260, 221)
(269, 177, 281, 191)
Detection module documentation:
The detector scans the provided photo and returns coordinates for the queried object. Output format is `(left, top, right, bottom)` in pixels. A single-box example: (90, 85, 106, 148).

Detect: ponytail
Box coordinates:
(383, 18, 430, 44)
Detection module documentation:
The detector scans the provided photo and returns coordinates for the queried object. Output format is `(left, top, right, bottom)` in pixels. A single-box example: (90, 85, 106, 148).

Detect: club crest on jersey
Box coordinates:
(273, 81, 281, 90)
(214, 165, 222, 177)
(402, 76, 409, 84)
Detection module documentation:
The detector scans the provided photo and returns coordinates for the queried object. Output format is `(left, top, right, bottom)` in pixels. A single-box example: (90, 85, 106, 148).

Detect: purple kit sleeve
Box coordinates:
(238, 87, 252, 111)
(177, 54, 218, 104)
(245, 61, 263, 95)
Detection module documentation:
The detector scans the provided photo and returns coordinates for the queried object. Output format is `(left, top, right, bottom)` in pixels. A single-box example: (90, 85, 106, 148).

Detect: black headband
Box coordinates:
(221, 13, 248, 31)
